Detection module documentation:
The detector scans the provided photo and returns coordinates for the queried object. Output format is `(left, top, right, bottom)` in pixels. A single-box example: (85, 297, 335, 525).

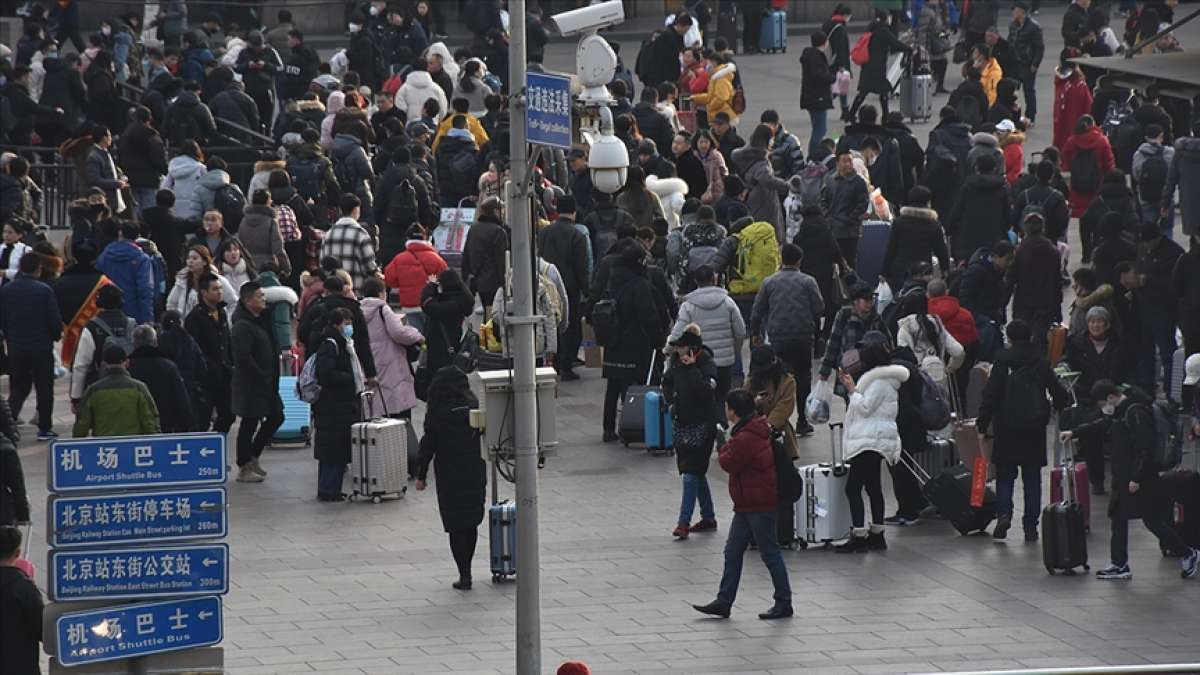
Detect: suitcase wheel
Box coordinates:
(372, 495, 382, 504)
(1046, 566, 1055, 576)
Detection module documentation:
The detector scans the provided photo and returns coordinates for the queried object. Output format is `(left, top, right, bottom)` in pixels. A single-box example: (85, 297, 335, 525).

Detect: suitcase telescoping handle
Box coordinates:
(828, 422, 844, 465)
(359, 389, 391, 419)
(21, 521, 32, 561)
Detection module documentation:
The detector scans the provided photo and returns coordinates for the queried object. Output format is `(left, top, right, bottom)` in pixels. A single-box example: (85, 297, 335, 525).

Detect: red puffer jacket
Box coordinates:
(718, 415, 777, 513)
(383, 241, 448, 307)
(928, 295, 979, 346)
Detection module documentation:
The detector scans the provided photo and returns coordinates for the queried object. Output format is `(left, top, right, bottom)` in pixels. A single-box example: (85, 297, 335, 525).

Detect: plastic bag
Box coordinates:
(806, 378, 834, 425)
(875, 279, 894, 315)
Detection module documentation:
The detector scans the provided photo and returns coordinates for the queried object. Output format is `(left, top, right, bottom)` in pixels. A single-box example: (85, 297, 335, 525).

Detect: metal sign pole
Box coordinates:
(507, 1, 543, 672)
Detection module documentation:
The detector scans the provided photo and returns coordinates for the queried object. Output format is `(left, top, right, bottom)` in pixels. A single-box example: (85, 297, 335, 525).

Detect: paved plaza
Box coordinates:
(14, 4, 1200, 673)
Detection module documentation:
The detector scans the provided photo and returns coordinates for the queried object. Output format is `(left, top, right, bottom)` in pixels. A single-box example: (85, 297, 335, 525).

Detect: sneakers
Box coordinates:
(1096, 564, 1132, 580)
(834, 536, 868, 554)
(689, 519, 718, 533)
(692, 601, 731, 618)
(236, 465, 264, 483)
(37, 430, 59, 442)
(866, 531, 887, 551)
(672, 524, 690, 540)
(249, 458, 267, 477)
(883, 513, 919, 526)
(1182, 548, 1200, 579)
(993, 514, 1012, 540)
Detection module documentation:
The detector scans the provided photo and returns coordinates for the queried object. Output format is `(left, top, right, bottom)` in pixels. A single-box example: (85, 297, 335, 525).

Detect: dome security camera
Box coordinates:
(587, 107, 628, 195)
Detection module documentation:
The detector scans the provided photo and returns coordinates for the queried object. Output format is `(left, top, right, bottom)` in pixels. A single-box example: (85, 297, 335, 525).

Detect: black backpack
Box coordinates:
(449, 150, 479, 189)
(213, 183, 247, 229)
(1069, 147, 1101, 194)
(289, 157, 322, 201)
(386, 178, 419, 229)
(1112, 116, 1144, 173)
(1003, 361, 1051, 430)
(924, 145, 962, 189)
(1138, 146, 1170, 203)
(85, 315, 137, 389)
(591, 278, 636, 348)
(1019, 187, 1051, 224)
(773, 431, 803, 504)
(333, 154, 356, 192)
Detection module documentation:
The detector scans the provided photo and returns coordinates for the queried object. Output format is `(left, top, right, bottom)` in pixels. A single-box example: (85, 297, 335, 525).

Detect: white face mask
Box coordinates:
(369, 5, 382, 16)
(348, 23, 362, 33)
(1101, 403, 1116, 416)
(101, 26, 112, 36)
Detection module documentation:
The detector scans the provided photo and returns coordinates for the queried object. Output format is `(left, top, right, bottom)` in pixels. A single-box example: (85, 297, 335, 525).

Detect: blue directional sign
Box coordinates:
(50, 488, 227, 548)
(526, 71, 573, 149)
(56, 595, 223, 666)
(49, 433, 226, 492)
(51, 544, 229, 602)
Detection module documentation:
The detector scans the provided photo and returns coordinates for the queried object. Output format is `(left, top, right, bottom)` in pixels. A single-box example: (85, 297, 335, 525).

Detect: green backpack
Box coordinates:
(728, 221, 780, 295)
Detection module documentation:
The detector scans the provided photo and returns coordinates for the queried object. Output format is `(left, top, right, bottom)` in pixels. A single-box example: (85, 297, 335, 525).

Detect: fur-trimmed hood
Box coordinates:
(999, 130, 1026, 148)
(898, 206, 938, 222)
(253, 159, 286, 174)
(263, 285, 299, 306)
(971, 132, 999, 148)
(645, 175, 689, 198)
(710, 63, 736, 82)
(841, 363, 910, 465)
(296, 99, 326, 113)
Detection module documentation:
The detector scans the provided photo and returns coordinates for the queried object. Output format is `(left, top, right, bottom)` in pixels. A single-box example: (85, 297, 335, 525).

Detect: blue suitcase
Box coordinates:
(644, 388, 674, 455)
(272, 375, 311, 446)
(854, 220, 892, 288)
(759, 10, 787, 53)
(489, 500, 517, 582)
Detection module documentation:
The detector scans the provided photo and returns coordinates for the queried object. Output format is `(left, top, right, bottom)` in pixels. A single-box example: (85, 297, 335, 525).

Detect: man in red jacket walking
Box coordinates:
(694, 389, 793, 620)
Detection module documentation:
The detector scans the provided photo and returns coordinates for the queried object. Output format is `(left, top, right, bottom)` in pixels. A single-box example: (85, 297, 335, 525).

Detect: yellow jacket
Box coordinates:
(691, 63, 738, 125)
(980, 58, 1003, 107)
(431, 114, 490, 153)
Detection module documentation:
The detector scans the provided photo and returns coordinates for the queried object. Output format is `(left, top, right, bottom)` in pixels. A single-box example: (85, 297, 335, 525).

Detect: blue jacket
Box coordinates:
(97, 241, 154, 324)
(180, 47, 215, 86)
(0, 274, 63, 351)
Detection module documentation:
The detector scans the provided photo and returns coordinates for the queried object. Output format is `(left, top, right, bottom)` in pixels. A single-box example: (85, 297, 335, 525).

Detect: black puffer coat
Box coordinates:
(662, 349, 718, 475)
(230, 305, 281, 419)
(312, 332, 359, 465)
(977, 341, 1069, 467)
(858, 19, 911, 95)
(601, 251, 661, 381)
(946, 173, 1011, 261)
(420, 282, 475, 374)
(128, 345, 194, 433)
(417, 366, 485, 533)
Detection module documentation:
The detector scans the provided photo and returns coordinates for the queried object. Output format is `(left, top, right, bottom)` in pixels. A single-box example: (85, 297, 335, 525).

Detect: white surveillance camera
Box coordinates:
(551, 0, 625, 37)
(587, 108, 629, 195)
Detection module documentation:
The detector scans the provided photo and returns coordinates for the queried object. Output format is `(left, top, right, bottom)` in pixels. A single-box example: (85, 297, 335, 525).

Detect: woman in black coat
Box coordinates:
(313, 308, 362, 501)
(37, 53, 88, 146)
(420, 270, 476, 374)
(602, 240, 663, 441)
(671, 132, 709, 202)
(800, 31, 836, 158)
(415, 366, 486, 590)
(661, 330, 718, 539)
(84, 51, 127, 134)
(792, 204, 847, 342)
(848, 9, 912, 121)
(881, 186, 951, 291)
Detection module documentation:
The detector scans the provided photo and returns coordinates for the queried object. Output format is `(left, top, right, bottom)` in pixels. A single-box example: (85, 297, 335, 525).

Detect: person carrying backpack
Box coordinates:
(69, 284, 135, 410)
(1062, 380, 1200, 580)
(1061, 114, 1115, 219)
(1131, 123, 1175, 237)
(670, 206, 727, 293)
(977, 320, 1070, 542)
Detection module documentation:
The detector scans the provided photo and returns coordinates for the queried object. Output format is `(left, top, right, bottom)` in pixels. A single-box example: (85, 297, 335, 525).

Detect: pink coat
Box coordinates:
(360, 297, 424, 414)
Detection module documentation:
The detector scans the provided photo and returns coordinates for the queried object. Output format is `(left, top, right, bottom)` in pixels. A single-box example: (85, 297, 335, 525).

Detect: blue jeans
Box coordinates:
(1020, 69, 1038, 123)
(679, 473, 715, 526)
(717, 511, 792, 609)
(1140, 200, 1175, 240)
(317, 461, 346, 497)
(995, 462, 1042, 530)
(807, 109, 828, 158)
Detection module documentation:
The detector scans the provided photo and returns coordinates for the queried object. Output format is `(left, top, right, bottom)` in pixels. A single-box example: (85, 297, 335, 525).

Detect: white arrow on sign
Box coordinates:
(199, 447, 216, 457)
(199, 501, 215, 508)
(198, 610, 214, 620)
(202, 558, 218, 567)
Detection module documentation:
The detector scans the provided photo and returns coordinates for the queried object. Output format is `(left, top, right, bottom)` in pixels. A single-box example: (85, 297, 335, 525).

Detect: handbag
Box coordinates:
(832, 69, 852, 96)
(952, 40, 970, 64)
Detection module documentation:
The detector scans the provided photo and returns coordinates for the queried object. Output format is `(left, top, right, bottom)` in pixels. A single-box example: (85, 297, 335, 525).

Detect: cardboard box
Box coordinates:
(581, 323, 603, 369)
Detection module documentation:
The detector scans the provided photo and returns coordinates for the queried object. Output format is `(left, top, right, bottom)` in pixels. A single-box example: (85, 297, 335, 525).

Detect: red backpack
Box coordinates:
(850, 33, 872, 66)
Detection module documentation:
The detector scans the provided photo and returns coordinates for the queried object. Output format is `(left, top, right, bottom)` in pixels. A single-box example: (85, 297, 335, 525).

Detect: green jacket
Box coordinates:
(73, 367, 161, 438)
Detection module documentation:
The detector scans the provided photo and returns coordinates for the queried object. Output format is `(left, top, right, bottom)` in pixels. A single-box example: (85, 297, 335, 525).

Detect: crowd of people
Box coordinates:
(1, 0, 1200, 646)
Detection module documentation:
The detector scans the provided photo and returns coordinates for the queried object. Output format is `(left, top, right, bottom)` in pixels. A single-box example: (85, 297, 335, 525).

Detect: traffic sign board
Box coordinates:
(56, 595, 223, 666)
(49, 433, 226, 492)
(50, 544, 229, 602)
(49, 488, 228, 548)
(526, 71, 573, 149)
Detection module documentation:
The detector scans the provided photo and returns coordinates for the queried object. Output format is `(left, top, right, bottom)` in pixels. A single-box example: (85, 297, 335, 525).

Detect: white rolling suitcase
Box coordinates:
(349, 392, 408, 503)
(796, 422, 852, 547)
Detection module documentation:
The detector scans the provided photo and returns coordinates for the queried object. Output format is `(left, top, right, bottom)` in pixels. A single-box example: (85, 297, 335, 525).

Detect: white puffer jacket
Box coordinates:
(645, 175, 689, 231)
(842, 364, 910, 465)
(394, 70, 448, 125)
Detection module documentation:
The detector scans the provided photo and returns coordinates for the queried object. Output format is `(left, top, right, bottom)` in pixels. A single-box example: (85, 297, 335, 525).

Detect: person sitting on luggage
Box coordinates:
(662, 328, 718, 540)
(977, 319, 1070, 542)
(415, 365, 486, 591)
(835, 341, 910, 553)
(693, 389, 793, 621)
(312, 308, 364, 502)
(1061, 380, 1200, 581)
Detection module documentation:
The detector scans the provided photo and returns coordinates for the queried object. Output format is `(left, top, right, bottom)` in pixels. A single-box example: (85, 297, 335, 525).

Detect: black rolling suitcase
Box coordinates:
(617, 356, 655, 446)
(1042, 439, 1089, 574)
(923, 464, 996, 535)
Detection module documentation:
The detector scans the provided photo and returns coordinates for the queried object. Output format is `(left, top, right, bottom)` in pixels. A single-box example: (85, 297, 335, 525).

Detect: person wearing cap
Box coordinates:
(709, 112, 745, 171)
(635, 139, 675, 182)
(1134, 221, 1184, 396)
(538, 194, 589, 381)
(72, 343, 161, 438)
(819, 282, 888, 385)
(235, 30, 284, 134)
(1062, 379, 1200, 580)
(662, 327, 719, 539)
(995, 119, 1026, 185)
